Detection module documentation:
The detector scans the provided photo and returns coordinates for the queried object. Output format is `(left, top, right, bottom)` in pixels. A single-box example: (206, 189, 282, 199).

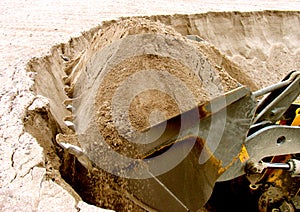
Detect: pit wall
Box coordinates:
(150, 11, 300, 89)
(28, 11, 300, 132)
(25, 11, 300, 210)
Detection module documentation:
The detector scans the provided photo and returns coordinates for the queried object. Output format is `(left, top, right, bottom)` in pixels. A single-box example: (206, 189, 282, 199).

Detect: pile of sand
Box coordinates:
(63, 18, 243, 158)
(54, 17, 247, 210)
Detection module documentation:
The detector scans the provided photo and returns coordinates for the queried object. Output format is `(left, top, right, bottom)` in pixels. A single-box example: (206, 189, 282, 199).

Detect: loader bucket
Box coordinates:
(58, 30, 258, 211)
(78, 86, 256, 211)
(126, 87, 256, 211)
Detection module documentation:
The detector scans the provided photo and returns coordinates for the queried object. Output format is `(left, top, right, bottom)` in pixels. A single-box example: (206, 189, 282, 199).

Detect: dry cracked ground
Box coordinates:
(1, 1, 300, 211)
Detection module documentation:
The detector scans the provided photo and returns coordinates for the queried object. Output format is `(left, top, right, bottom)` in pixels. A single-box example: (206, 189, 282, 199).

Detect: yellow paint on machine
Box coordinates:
(291, 108, 300, 126)
(239, 144, 250, 163)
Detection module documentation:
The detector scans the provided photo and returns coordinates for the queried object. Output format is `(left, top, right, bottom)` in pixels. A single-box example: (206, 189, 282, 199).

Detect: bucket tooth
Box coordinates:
(64, 120, 75, 131)
(58, 142, 92, 170)
(60, 54, 70, 62)
(65, 104, 74, 111)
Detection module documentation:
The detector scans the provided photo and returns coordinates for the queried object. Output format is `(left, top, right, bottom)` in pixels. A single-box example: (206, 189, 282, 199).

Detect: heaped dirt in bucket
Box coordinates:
(60, 18, 241, 210)
(24, 11, 300, 211)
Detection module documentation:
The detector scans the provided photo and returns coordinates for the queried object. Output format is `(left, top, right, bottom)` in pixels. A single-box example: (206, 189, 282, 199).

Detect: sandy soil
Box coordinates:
(1, 1, 300, 211)
(1, 0, 300, 71)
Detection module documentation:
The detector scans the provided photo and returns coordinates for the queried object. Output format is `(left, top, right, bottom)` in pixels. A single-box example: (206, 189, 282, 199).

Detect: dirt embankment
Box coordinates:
(149, 11, 300, 88)
(10, 11, 300, 211)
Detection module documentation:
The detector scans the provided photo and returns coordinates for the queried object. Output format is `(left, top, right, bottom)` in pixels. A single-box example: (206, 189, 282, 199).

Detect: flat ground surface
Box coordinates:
(1, 0, 300, 72)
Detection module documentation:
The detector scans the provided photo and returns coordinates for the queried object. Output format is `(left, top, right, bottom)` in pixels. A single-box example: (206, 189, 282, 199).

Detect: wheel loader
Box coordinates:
(57, 31, 300, 211)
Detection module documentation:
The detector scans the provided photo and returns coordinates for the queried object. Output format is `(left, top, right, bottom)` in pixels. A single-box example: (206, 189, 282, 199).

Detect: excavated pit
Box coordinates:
(24, 11, 300, 211)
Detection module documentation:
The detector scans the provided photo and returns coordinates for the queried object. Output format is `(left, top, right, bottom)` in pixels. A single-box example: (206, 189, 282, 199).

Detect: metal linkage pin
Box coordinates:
(262, 162, 290, 170)
(246, 159, 300, 177)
